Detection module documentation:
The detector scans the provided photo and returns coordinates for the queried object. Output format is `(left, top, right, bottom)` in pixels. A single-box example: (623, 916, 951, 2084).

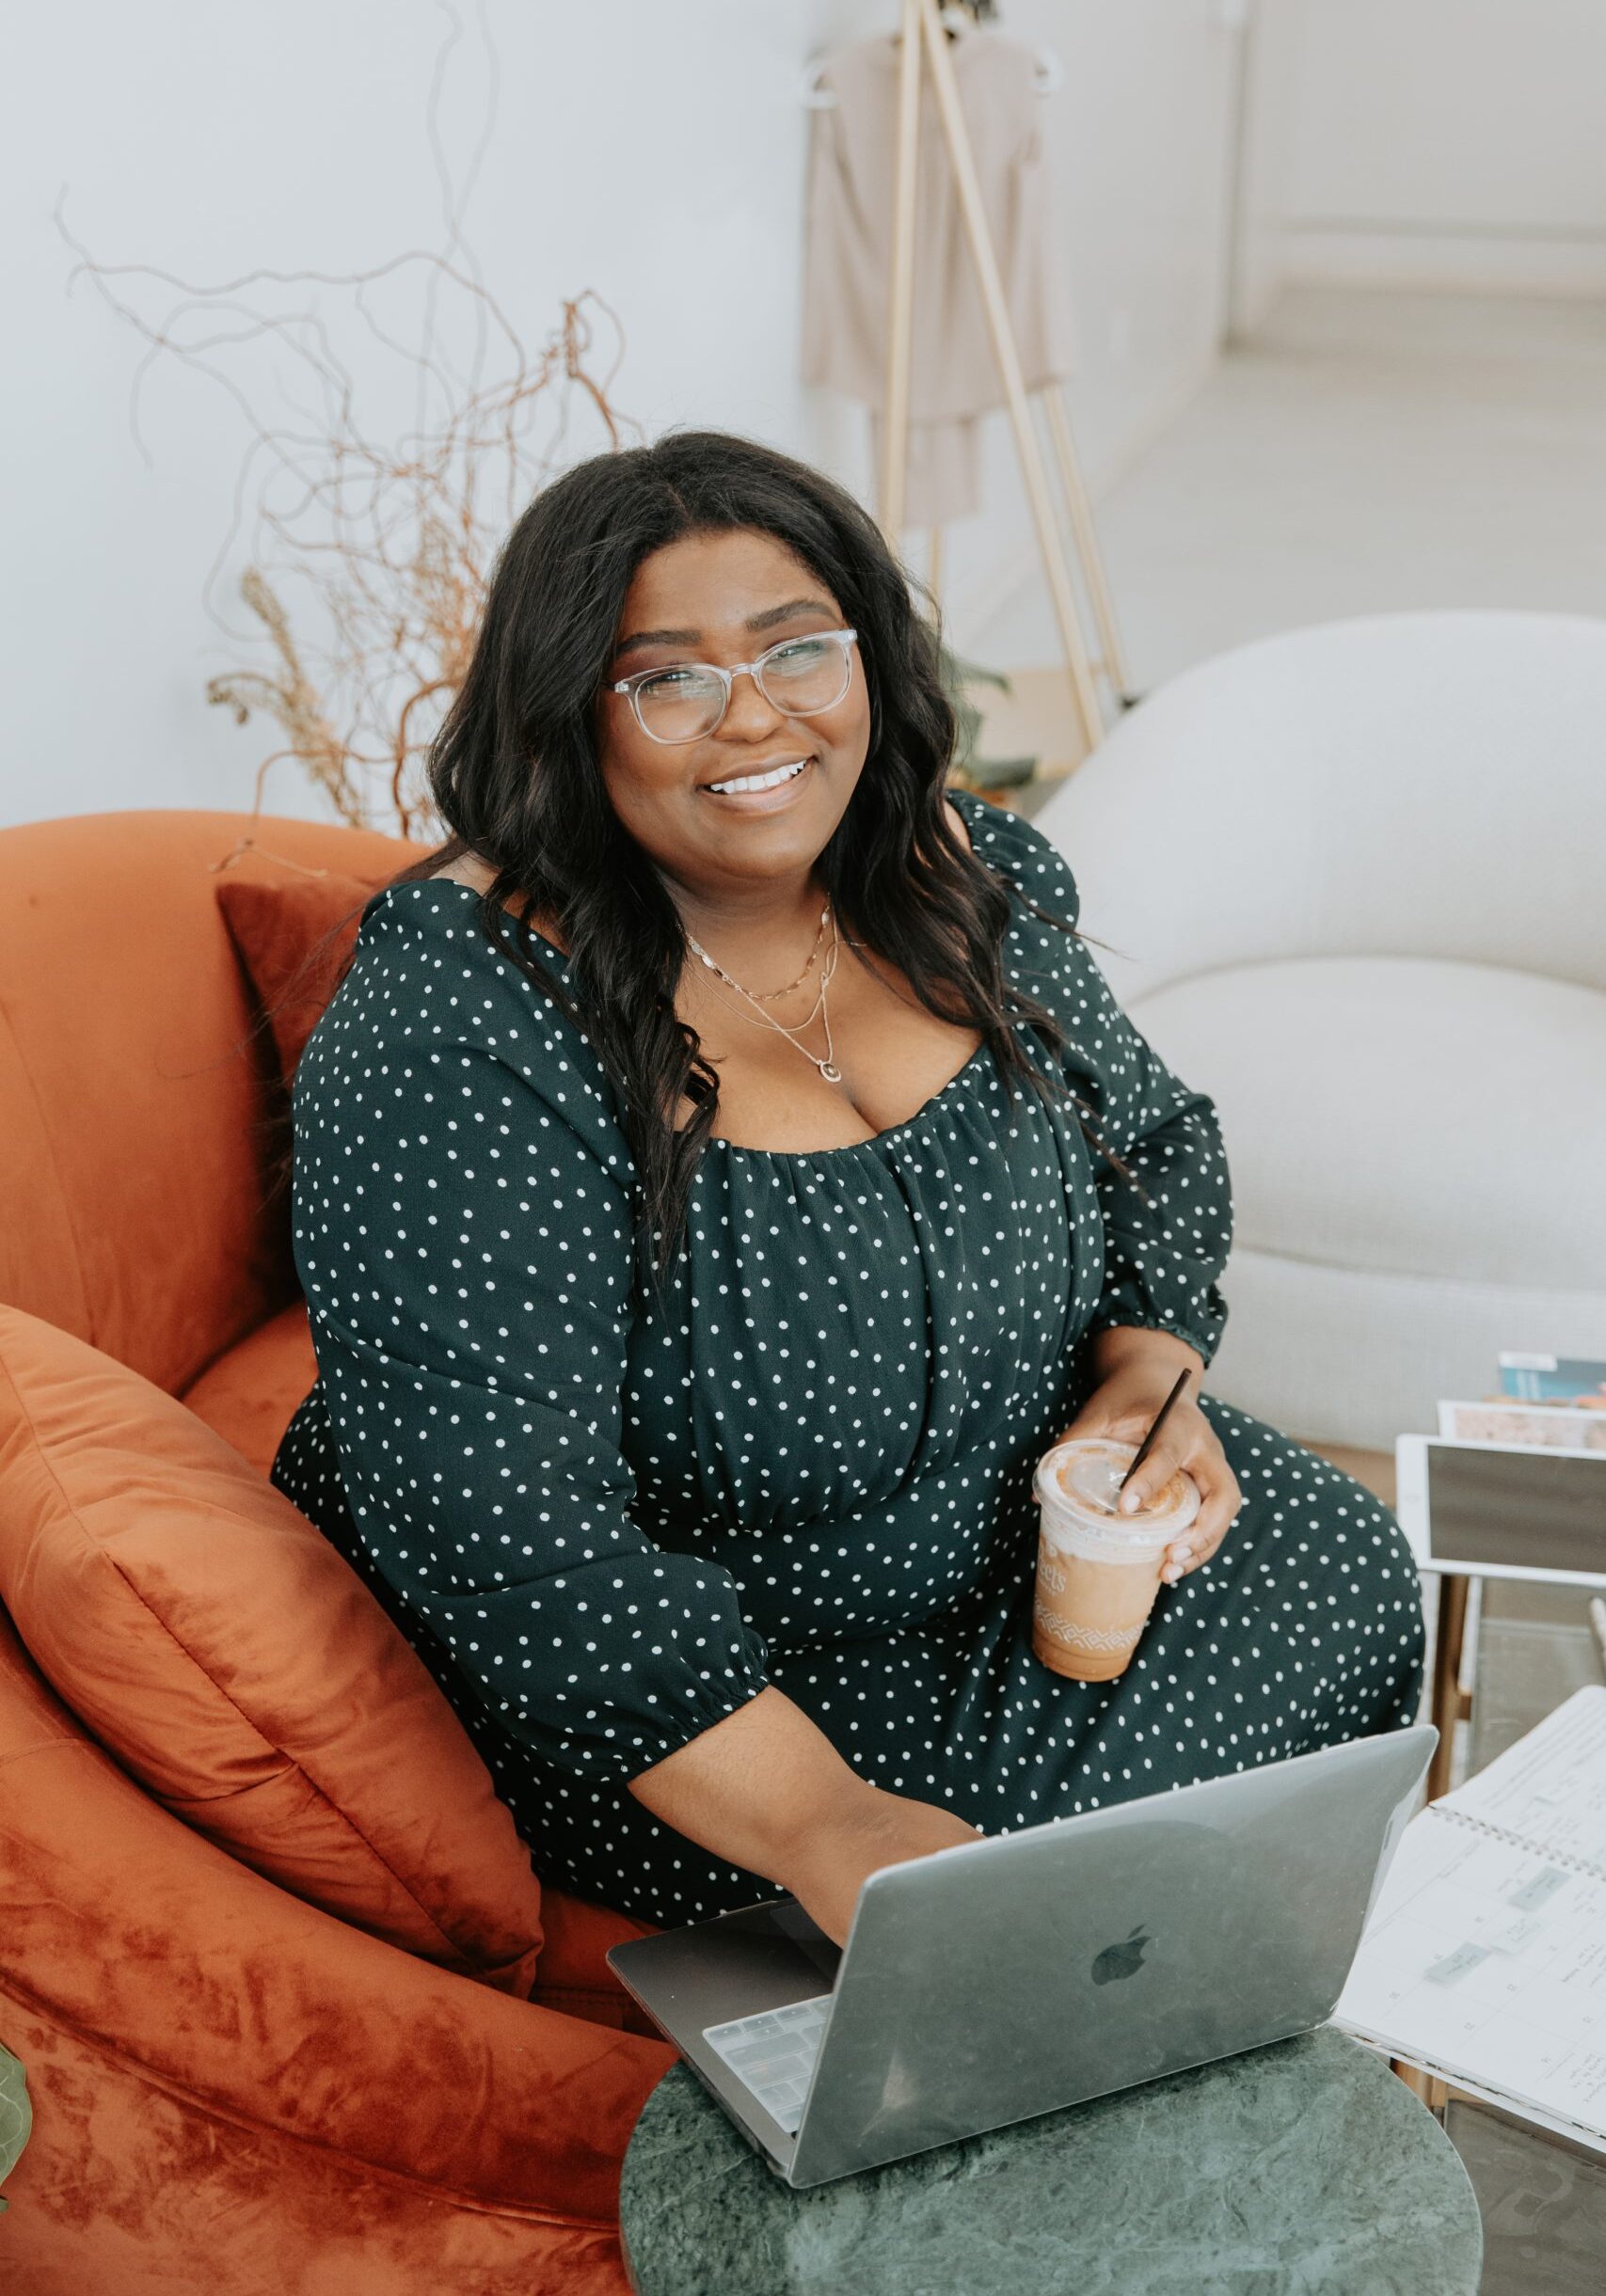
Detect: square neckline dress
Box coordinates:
(272, 789, 1424, 1928)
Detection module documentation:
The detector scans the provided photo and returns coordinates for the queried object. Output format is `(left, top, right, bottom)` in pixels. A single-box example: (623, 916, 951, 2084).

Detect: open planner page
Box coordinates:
(1444, 1686, 1606, 1871)
(1332, 1687, 1606, 2146)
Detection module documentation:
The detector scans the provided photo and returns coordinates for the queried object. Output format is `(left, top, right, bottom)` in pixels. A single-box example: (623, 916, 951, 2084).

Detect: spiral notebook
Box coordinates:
(1334, 1686, 1606, 2151)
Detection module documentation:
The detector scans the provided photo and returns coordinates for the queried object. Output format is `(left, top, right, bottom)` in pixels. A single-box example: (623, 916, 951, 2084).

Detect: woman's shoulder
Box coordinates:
(946, 785, 1081, 929)
(416, 850, 568, 949)
(354, 849, 569, 974)
(300, 865, 632, 1177)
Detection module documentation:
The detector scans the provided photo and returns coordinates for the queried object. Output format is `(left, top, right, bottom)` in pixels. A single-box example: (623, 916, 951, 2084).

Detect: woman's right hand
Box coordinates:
(777, 1783, 984, 1948)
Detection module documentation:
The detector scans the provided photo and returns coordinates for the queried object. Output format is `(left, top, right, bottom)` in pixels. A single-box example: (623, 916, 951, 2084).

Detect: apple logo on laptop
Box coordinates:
(1091, 1925, 1152, 1986)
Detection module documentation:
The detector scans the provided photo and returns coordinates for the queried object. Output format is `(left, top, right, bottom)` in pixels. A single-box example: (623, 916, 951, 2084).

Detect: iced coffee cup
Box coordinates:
(1030, 1437, 1201, 1683)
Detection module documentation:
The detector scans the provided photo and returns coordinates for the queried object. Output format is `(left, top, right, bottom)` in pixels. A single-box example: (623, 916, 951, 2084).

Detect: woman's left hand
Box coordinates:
(1054, 1336, 1242, 1585)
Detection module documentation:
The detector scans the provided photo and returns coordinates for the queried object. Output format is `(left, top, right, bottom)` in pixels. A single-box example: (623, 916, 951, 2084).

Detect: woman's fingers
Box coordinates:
(1165, 1457, 1242, 1579)
(1123, 1420, 1241, 1581)
(1060, 1390, 1242, 1584)
(1121, 1433, 1206, 1583)
(1121, 1420, 1230, 1520)
(1115, 1429, 1191, 1515)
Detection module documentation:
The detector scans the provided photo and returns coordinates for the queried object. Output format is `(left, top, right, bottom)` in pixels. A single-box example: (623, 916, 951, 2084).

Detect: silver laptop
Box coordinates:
(607, 1723, 1436, 2188)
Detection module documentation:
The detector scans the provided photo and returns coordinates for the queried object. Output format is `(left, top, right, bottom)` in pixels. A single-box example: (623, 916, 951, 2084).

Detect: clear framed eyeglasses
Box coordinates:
(608, 627, 858, 745)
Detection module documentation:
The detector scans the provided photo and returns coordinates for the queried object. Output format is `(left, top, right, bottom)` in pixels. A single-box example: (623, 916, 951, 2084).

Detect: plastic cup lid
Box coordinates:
(1035, 1437, 1201, 1544)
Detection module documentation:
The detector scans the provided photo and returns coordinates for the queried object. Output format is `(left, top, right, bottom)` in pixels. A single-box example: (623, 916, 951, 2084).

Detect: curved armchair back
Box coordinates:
(0, 809, 421, 1398)
(1034, 610, 1606, 1005)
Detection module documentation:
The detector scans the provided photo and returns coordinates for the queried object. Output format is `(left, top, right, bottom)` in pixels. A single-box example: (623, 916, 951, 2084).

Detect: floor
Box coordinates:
(971, 283, 1606, 770)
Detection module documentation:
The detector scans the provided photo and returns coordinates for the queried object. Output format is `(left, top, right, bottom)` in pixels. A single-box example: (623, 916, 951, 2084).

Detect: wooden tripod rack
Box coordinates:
(878, 0, 1132, 760)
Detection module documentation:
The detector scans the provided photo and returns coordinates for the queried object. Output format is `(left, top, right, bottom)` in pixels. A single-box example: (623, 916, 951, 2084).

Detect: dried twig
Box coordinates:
(56, 4, 639, 850)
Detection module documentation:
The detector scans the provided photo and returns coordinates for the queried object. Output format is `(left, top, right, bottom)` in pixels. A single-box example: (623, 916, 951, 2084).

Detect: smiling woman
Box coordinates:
(271, 429, 1425, 1947)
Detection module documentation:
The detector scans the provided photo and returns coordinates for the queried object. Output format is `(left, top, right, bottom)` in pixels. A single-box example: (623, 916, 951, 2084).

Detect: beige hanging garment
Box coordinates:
(802, 24, 1078, 526)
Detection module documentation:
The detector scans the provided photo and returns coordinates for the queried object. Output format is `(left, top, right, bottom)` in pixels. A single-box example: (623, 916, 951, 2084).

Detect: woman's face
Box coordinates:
(597, 527, 871, 899)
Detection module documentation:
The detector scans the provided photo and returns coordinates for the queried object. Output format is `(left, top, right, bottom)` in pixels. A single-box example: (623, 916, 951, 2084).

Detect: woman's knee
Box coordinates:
(1200, 1398, 1423, 1606)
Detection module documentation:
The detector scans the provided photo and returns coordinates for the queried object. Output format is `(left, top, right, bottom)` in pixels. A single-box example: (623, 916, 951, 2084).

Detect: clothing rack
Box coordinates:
(800, 35, 1060, 105)
(866, 0, 1133, 753)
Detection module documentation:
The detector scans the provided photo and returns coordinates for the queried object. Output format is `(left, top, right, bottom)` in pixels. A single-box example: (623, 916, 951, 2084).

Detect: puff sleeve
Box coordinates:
(1073, 983, 1234, 1370)
(288, 1009, 772, 1784)
(971, 796, 1234, 1370)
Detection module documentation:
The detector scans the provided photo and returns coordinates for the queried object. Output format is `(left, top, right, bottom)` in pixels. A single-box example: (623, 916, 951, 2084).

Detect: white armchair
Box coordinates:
(1032, 610, 1606, 1451)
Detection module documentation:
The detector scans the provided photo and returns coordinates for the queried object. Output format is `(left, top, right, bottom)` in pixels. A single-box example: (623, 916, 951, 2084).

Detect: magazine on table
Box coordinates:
(1437, 1353, 1606, 1452)
(1438, 1400, 1606, 1451)
(1334, 1687, 1606, 2153)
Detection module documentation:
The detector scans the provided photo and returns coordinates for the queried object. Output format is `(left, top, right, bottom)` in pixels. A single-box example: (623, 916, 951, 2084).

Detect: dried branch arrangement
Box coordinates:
(58, 5, 637, 847)
(61, 226, 638, 846)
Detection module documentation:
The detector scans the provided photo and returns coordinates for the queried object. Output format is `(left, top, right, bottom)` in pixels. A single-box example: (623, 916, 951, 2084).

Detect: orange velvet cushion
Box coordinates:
(0, 1303, 544, 1993)
(215, 867, 385, 1087)
(181, 1297, 319, 1480)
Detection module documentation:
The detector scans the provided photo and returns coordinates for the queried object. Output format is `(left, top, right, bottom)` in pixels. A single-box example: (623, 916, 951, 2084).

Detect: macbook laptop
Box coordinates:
(607, 1722, 1436, 2188)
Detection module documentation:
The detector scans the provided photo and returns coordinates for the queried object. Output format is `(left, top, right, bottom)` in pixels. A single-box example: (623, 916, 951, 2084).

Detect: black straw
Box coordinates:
(1118, 1369, 1192, 1495)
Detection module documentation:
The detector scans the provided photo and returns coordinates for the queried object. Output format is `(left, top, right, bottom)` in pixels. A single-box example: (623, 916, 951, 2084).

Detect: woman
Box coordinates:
(272, 431, 1424, 1951)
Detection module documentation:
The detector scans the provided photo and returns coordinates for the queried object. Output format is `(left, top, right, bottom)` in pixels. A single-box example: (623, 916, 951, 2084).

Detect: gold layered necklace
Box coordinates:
(746, 898, 830, 1003)
(686, 898, 847, 1086)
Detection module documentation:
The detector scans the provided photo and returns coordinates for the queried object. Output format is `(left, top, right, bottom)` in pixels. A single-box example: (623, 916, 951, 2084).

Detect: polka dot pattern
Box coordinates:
(271, 788, 1425, 1926)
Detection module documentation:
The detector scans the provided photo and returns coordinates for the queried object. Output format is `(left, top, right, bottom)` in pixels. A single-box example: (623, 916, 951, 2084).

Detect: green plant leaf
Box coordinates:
(954, 753, 1037, 791)
(0, 2045, 32, 2209)
(936, 639, 1037, 786)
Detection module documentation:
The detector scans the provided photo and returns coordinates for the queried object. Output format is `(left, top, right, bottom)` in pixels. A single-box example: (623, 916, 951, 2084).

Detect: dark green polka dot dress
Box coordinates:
(272, 789, 1425, 1928)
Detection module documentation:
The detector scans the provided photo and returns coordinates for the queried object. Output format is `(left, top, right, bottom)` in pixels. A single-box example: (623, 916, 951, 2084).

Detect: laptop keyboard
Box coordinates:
(702, 1993, 834, 2134)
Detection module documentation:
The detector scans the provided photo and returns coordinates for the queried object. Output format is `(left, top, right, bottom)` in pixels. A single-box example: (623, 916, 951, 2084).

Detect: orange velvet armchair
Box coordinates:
(0, 810, 679, 2294)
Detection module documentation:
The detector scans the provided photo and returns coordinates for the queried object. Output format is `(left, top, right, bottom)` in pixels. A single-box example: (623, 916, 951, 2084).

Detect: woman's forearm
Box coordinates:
(626, 1686, 982, 1944)
(626, 1684, 874, 1888)
(1090, 1323, 1204, 1386)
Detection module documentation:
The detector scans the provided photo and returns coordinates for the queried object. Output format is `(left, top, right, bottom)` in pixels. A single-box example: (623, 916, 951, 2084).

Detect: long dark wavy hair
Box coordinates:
(287, 430, 1126, 1285)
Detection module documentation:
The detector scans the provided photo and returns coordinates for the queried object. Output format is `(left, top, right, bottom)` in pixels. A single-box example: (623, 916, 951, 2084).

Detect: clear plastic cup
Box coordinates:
(1030, 1437, 1201, 1682)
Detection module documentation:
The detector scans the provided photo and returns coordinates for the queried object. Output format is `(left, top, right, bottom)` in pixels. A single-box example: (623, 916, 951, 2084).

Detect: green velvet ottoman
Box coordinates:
(620, 2025, 1483, 2296)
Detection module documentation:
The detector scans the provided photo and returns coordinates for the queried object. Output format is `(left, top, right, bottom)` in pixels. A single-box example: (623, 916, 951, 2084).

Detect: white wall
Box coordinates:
(1228, 0, 1306, 334)
(909, 0, 1246, 666)
(1, 1, 1243, 831)
(1246, 0, 1606, 299)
